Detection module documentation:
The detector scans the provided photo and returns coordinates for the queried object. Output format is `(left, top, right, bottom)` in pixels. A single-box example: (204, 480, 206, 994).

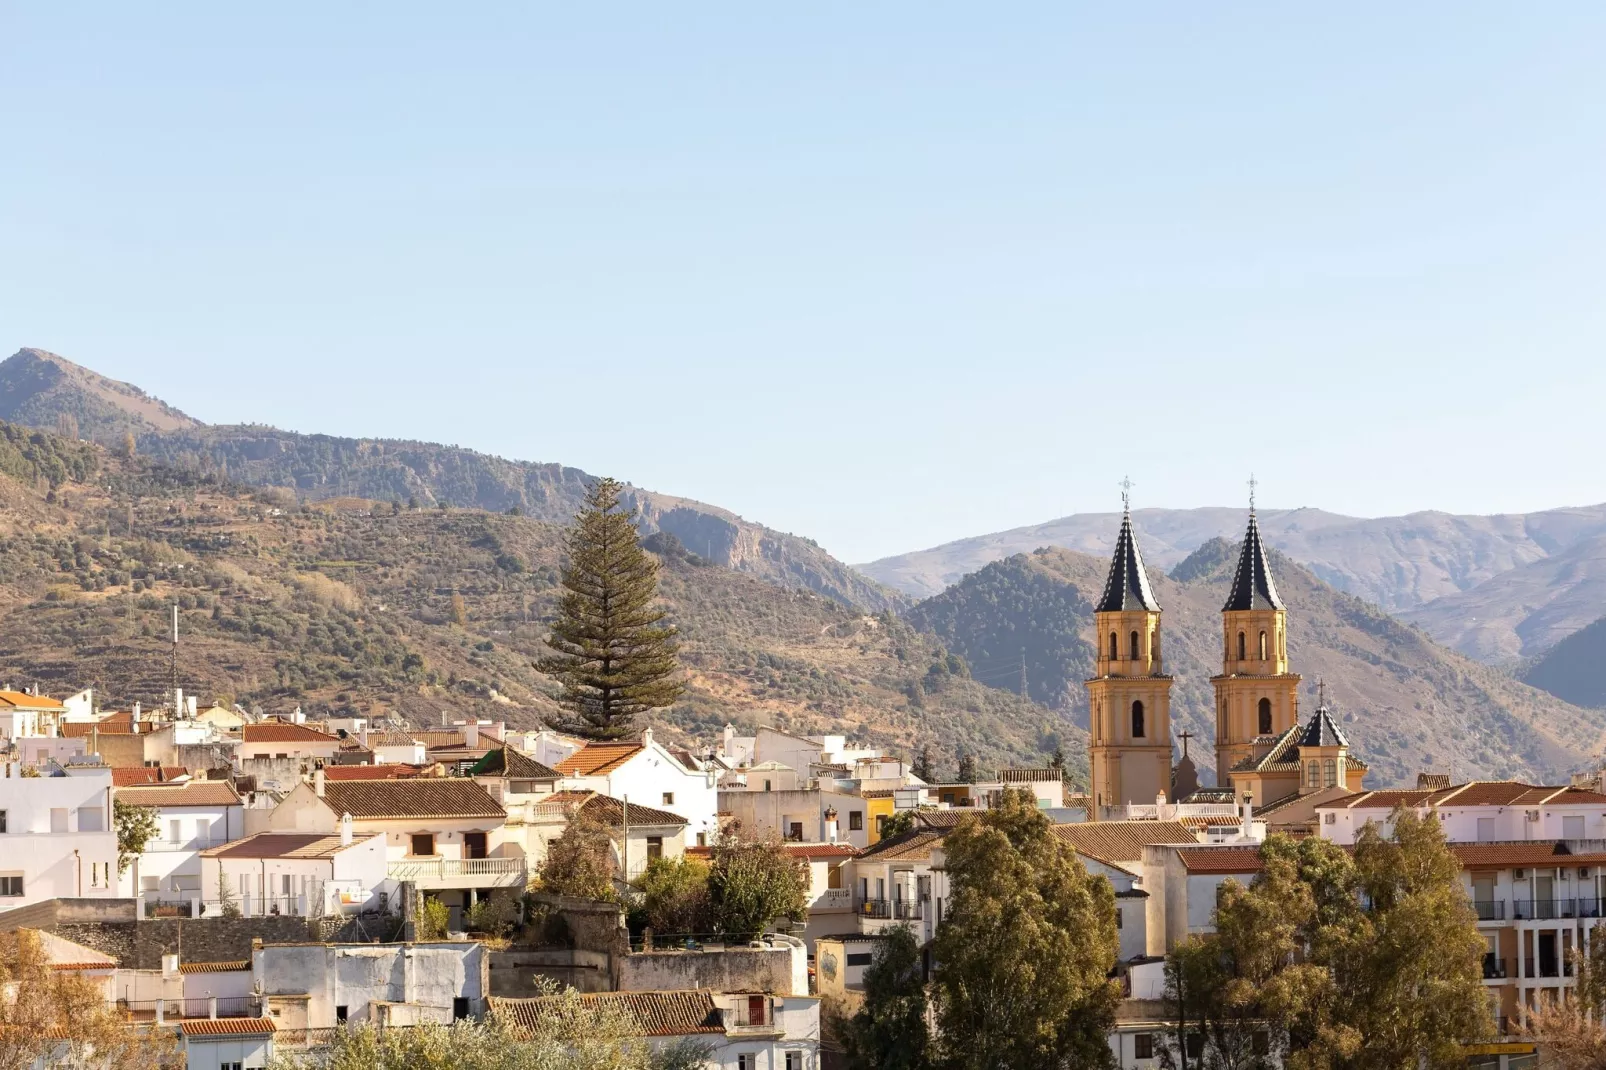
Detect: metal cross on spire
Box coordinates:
(1177, 729, 1194, 759)
(1248, 473, 1258, 513)
(1120, 475, 1133, 513)
(1317, 677, 1326, 709)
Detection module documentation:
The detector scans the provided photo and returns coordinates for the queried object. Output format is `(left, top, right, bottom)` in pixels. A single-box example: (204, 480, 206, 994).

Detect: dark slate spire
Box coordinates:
(1222, 508, 1285, 612)
(1096, 500, 1160, 613)
(1296, 694, 1349, 749)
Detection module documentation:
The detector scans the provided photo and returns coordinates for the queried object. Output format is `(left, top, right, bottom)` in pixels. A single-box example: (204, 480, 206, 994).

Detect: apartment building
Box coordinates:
(0, 763, 119, 908)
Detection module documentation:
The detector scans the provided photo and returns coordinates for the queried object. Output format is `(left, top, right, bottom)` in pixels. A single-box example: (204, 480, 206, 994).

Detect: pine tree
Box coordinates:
(911, 743, 935, 782)
(538, 477, 683, 740)
(956, 749, 977, 784)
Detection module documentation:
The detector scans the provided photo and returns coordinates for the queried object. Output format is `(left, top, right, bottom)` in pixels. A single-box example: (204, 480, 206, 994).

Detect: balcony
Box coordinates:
(1523, 958, 1573, 979)
(1483, 955, 1508, 980)
(1513, 898, 1597, 921)
(386, 857, 525, 890)
(856, 898, 923, 921)
(813, 888, 854, 911)
(1473, 899, 1505, 921)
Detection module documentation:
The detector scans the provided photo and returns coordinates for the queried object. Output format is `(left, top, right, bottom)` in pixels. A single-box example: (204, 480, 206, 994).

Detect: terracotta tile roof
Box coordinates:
(492, 991, 724, 1039)
(1325, 781, 1601, 811)
(60, 721, 138, 737)
(412, 730, 469, 749)
(1450, 843, 1606, 868)
(859, 789, 896, 799)
(0, 690, 64, 709)
(200, 832, 377, 860)
(112, 767, 189, 786)
(1053, 820, 1201, 865)
(1177, 846, 1266, 874)
(912, 810, 971, 829)
(242, 723, 341, 744)
(321, 778, 506, 820)
(1508, 786, 1606, 807)
(178, 960, 250, 974)
(546, 790, 686, 828)
(1417, 773, 1453, 790)
(858, 829, 945, 862)
(1435, 782, 1549, 807)
(323, 763, 431, 781)
(1229, 721, 1370, 775)
(554, 742, 644, 777)
(115, 781, 241, 807)
(784, 843, 860, 860)
(999, 768, 1062, 784)
(50, 961, 115, 971)
(472, 746, 562, 780)
(97, 711, 135, 727)
(179, 1017, 277, 1036)
(365, 729, 420, 748)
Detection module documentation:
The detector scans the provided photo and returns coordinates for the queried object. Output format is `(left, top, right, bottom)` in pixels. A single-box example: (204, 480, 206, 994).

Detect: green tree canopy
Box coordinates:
(707, 830, 809, 940)
(839, 924, 932, 1070)
(539, 803, 618, 901)
(538, 477, 683, 740)
(113, 800, 159, 875)
(932, 788, 1121, 1070)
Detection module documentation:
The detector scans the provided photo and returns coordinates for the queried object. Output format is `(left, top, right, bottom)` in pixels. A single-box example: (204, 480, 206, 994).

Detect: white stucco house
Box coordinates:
(198, 826, 389, 916)
(0, 762, 119, 909)
(548, 729, 718, 848)
(115, 779, 245, 902)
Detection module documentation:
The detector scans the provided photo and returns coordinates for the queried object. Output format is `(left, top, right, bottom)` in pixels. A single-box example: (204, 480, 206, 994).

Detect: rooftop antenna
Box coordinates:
(170, 604, 180, 717)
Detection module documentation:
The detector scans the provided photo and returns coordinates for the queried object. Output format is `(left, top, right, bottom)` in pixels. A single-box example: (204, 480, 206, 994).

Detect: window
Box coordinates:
(0, 811, 7, 833)
(764, 780, 772, 792)
(1130, 630, 1140, 660)
(281, 874, 293, 896)
(1134, 1033, 1155, 1059)
(1565, 815, 1586, 839)
(222, 1063, 242, 1070)
(1259, 630, 1268, 660)
(453, 997, 470, 1020)
(1258, 697, 1272, 735)
(335, 1005, 348, 1023)
(846, 952, 873, 967)
(411, 833, 435, 857)
(1185, 1032, 1204, 1058)
(1237, 632, 1246, 661)
(0, 876, 21, 897)
(1306, 761, 1320, 789)
(169, 819, 182, 842)
(738, 1056, 755, 1070)
(275, 753, 288, 760)
(827, 864, 843, 890)
(662, 792, 674, 807)
(849, 811, 864, 831)
(1476, 817, 1496, 842)
(1109, 632, 1118, 660)
(876, 814, 889, 836)
(786, 1053, 804, 1070)
(646, 836, 663, 861)
(1131, 701, 1145, 739)
(788, 822, 803, 841)
(1115, 907, 1123, 929)
(1323, 759, 1337, 788)
(696, 832, 706, 847)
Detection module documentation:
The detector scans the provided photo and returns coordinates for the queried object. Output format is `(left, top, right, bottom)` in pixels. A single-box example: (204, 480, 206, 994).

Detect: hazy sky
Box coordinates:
(4, 5, 1604, 563)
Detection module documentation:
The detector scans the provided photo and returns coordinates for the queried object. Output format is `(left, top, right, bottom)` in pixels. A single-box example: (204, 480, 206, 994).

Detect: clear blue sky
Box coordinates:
(4, 5, 1604, 563)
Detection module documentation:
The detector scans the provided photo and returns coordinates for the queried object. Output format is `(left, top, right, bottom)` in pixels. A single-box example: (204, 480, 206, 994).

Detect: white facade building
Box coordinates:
(551, 729, 718, 848)
(0, 763, 119, 909)
(116, 780, 244, 901)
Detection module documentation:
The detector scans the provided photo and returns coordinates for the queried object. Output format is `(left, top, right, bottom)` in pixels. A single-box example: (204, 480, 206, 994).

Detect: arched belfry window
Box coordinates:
(1109, 632, 1118, 661)
(1238, 632, 1246, 661)
(1306, 761, 1320, 789)
(1258, 697, 1272, 735)
(1324, 759, 1337, 788)
(1259, 631, 1268, 660)
(1130, 631, 1141, 660)
(1131, 701, 1145, 739)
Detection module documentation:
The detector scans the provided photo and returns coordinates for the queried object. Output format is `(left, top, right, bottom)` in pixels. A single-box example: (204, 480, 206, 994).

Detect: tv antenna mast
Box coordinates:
(170, 604, 180, 717)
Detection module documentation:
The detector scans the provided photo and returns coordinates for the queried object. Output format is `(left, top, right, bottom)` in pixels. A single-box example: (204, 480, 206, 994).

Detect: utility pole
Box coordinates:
(170, 604, 180, 716)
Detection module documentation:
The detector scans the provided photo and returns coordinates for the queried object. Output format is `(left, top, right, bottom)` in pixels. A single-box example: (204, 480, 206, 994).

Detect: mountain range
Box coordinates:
(859, 504, 1606, 666)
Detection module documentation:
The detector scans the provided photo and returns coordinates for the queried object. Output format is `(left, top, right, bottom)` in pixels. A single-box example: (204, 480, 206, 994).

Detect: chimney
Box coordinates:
(340, 812, 353, 846)
(722, 723, 735, 757)
(133, 702, 141, 719)
(642, 727, 654, 749)
(162, 953, 180, 979)
(359, 727, 369, 748)
(315, 767, 326, 798)
(824, 806, 839, 844)
(187, 696, 197, 718)
(1240, 790, 1254, 839)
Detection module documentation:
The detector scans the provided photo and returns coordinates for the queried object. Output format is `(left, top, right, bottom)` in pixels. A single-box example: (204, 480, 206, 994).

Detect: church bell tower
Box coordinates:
(1212, 489, 1301, 785)
(1086, 488, 1174, 815)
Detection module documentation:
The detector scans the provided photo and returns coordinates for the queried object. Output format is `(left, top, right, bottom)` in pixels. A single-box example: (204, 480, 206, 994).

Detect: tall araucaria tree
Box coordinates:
(538, 477, 683, 740)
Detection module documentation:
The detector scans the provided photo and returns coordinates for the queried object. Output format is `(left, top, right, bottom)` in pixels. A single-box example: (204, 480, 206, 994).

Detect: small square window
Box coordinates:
(411, 833, 435, 857)
(662, 792, 674, 806)
(785, 1053, 804, 1070)
(1185, 1033, 1204, 1058)
(1134, 1033, 1154, 1059)
(335, 1006, 348, 1023)
(0, 810, 8, 834)
(849, 811, 863, 831)
(0, 876, 22, 897)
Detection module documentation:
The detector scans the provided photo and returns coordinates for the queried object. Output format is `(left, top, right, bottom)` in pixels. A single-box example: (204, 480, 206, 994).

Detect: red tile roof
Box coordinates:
(1053, 821, 1201, 865)
(242, 723, 341, 744)
(115, 781, 241, 808)
(999, 768, 1062, 784)
(178, 960, 250, 974)
(1176, 846, 1266, 874)
(492, 991, 724, 1039)
(112, 767, 189, 786)
(554, 742, 644, 777)
(1326, 781, 1606, 811)
(320, 778, 505, 820)
(178, 1018, 277, 1036)
(0, 691, 65, 709)
(60, 721, 139, 737)
(784, 843, 860, 860)
(1451, 843, 1606, 868)
(546, 791, 686, 828)
(323, 763, 432, 781)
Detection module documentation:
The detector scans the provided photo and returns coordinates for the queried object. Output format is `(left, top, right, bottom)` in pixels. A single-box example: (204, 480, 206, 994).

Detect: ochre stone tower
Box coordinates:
(1212, 507, 1301, 785)
(1086, 502, 1174, 813)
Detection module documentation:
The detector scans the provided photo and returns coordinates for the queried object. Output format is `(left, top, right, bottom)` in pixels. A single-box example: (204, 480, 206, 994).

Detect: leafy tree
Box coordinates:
(955, 749, 977, 784)
(451, 592, 468, 626)
(635, 855, 711, 935)
(538, 477, 683, 740)
(878, 809, 918, 841)
(0, 928, 181, 1070)
(540, 803, 618, 901)
(114, 799, 159, 874)
(119, 430, 136, 458)
(417, 894, 451, 940)
(707, 830, 808, 940)
(911, 743, 935, 782)
(217, 870, 241, 918)
(932, 788, 1120, 1070)
(1523, 921, 1606, 1067)
(839, 924, 931, 1070)
(1194, 810, 1488, 1070)
(1160, 936, 1271, 1070)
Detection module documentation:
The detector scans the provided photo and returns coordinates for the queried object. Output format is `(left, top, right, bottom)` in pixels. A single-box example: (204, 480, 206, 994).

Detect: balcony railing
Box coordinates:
(1474, 899, 1505, 921)
(387, 857, 525, 883)
(1523, 958, 1573, 979)
(856, 898, 923, 921)
(1483, 955, 1508, 980)
(1512, 898, 1602, 920)
(813, 888, 854, 910)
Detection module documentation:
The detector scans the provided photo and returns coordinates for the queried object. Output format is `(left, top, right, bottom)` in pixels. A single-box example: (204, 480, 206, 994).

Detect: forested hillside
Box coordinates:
(0, 422, 1070, 777)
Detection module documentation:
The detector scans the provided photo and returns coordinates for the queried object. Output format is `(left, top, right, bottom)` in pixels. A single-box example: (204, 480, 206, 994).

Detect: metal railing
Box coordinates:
(1474, 899, 1505, 921)
(1512, 898, 1602, 920)
(386, 857, 524, 882)
(1483, 955, 1508, 980)
(856, 898, 922, 921)
(1523, 958, 1573, 979)
(119, 996, 258, 1020)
